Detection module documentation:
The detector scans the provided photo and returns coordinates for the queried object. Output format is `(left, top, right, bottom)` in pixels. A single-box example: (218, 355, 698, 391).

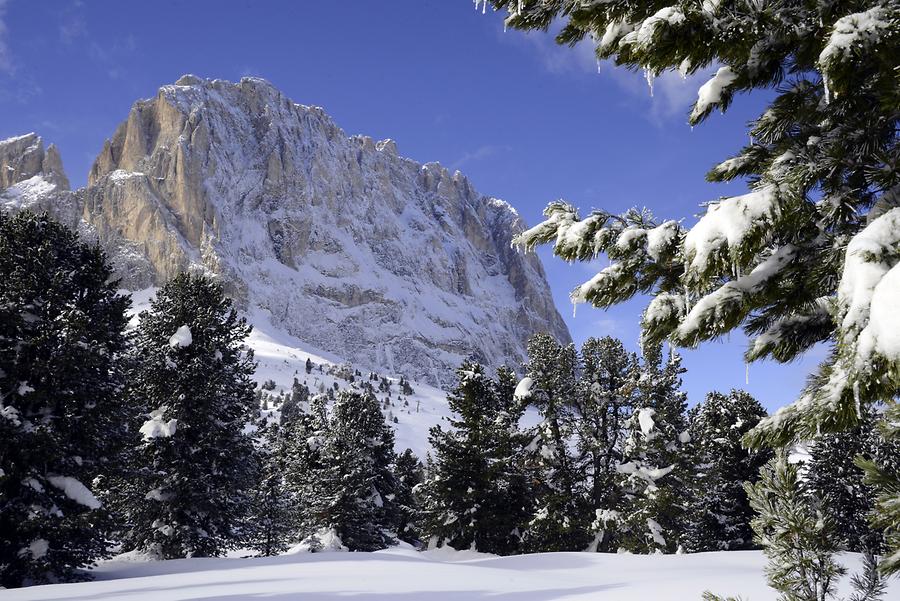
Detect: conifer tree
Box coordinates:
(489, 0, 900, 569)
(116, 274, 259, 559)
(614, 345, 688, 553)
(246, 419, 297, 556)
(419, 362, 531, 555)
(573, 336, 637, 551)
(281, 378, 309, 426)
(494, 0, 899, 440)
(288, 389, 399, 551)
(807, 409, 900, 554)
(0, 211, 130, 587)
(682, 390, 772, 552)
(520, 334, 591, 552)
(394, 449, 424, 545)
(749, 453, 846, 600)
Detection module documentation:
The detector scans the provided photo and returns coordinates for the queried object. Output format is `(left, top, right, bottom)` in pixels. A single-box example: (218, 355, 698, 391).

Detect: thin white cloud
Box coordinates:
(503, 26, 705, 125)
(0, 0, 13, 74)
(451, 144, 512, 170)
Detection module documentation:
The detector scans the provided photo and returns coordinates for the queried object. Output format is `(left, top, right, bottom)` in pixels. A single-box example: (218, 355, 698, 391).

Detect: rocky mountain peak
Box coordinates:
(3, 75, 571, 387)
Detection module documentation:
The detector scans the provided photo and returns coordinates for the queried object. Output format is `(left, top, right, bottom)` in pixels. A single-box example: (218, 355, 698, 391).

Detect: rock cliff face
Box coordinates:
(1, 76, 570, 387)
(0, 134, 80, 227)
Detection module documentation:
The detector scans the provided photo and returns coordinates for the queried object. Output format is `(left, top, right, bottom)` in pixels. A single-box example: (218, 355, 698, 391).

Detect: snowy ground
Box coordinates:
(3, 548, 894, 601)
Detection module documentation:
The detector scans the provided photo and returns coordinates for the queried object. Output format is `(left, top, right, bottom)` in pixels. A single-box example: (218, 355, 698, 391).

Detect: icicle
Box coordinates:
(822, 75, 831, 105)
(745, 362, 750, 386)
(853, 381, 861, 420)
(597, 60, 602, 74)
(644, 69, 655, 98)
(573, 301, 578, 319)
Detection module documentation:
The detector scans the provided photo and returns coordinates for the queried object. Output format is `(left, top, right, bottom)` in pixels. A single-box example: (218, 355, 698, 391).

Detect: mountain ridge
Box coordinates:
(0, 75, 570, 387)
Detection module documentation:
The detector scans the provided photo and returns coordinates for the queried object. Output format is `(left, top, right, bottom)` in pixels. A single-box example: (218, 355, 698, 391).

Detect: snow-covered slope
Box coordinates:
(129, 288, 455, 459)
(3, 547, 894, 601)
(80, 75, 570, 388)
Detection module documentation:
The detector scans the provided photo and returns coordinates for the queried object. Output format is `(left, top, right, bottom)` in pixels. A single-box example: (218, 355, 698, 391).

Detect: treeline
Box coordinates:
(1, 211, 896, 590)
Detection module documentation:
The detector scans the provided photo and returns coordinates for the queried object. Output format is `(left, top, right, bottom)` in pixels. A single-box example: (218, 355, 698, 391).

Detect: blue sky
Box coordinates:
(0, 0, 821, 410)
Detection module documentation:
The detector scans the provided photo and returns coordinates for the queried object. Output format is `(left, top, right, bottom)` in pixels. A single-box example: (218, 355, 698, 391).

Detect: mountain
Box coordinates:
(0, 75, 570, 387)
(0, 133, 80, 228)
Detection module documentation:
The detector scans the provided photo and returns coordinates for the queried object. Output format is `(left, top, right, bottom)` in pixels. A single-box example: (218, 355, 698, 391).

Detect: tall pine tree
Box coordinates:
(419, 362, 532, 555)
(0, 211, 130, 587)
(614, 345, 688, 554)
(682, 389, 772, 552)
(807, 409, 900, 554)
(287, 389, 399, 552)
(115, 274, 259, 559)
(573, 336, 637, 552)
(519, 334, 591, 552)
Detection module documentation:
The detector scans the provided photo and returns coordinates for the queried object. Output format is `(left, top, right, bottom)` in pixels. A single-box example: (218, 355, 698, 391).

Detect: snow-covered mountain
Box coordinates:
(0, 75, 569, 388)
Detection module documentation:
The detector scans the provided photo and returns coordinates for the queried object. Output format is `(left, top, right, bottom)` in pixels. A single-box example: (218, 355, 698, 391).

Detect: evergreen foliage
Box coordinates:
(747, 453, 846, 601)
(0, 211, 130, 587)
(614, 345, 688, 553)
(394, 449, 424, 545)
(857, 401, 900, 575)
(488, 0, 900, 569)
(246, 419, 297, 556)
(520, 335, 592, 552)
(287, 389, 399, 551)
(114, 273, 259, 559)
(491, 0, 898, 441)
(281, 378, 309, 426)
(574, 336, 637, 551)
(419, 362, 532, 555)
(807, 410, 900, 554)
(682, 390, 772, 552)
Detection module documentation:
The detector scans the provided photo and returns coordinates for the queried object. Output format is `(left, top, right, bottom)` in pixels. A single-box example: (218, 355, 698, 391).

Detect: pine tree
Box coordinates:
(520, 334, 591, 552)
(495, 0, 899, 438)
(614, 345, 689, 553)
(490, 0, 900, 568)
(394, 449, 424, 545)
(682, 390, 772, 553)
(748, 453, 847, 601)
(288, 389, 399, 552)
(806, 409, 900, 554)
(281, 378, 309, 426)
(0, 211, 131, 587)
(115, 274, 259, 559)
(246, 419, 297, 556)
(419, 362, 532, 555)
(573, 336, 637, 551)
(856, 401, 900, 575)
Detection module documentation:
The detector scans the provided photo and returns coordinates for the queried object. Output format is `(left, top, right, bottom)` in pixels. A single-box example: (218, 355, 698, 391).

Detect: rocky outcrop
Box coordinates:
(1, 76, 571, 387)
(0, 134, 80, 227)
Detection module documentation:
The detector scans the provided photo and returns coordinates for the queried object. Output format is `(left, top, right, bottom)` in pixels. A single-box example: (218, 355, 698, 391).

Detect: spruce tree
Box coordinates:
(116, 273, 259, 559)
(394, 449, 424, 545)
(682, 390, 772, 553)
(573, 336, 637, 551)
(807, 409, 900, 554)
(288, 389, 399, 552)
(489, 0, 900, 569)
(0, 211, 130, 587)
(518, 334, 591, 552)
(614, 345, 688, 553)
(419, 362, 531, 555)
(246, 419, 297, 556)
